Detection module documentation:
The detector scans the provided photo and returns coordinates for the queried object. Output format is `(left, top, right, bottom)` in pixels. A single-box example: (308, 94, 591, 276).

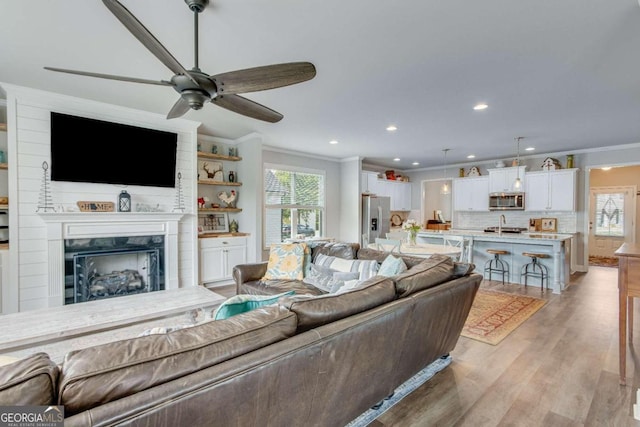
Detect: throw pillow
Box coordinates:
(213, 291, 296, 320)
(303, 264, 360, 293)
(378, 254, 408, 277)
(262, 243, 307, 281)
(314, 254, 379, 281)
(329, 271, 361, 293)
(303, 263, 337, 292)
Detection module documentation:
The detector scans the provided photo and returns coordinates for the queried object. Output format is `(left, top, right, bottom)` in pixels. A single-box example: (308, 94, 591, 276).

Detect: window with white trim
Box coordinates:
(594, 192, 625, 237)
(264, 166, 325, 247)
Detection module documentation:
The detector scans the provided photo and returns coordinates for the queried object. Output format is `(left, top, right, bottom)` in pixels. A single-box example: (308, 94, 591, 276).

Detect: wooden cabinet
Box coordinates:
(488, 166, 526, 193)
(453, 176, 489, 211)
(525, 169, 577, 211)
(199, 236, 247, 285)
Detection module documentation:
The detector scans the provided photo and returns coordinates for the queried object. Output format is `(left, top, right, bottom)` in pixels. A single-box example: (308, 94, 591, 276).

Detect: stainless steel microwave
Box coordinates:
(489, 192, 525, 210)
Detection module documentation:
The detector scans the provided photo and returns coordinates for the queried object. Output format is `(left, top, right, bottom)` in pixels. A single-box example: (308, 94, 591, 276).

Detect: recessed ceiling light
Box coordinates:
(525, 146, 535, 151)
(473, 103, 488, 111)
(329, 140, 338, 145)
(601, 167, 612, 171)
(412, 162, 419, 166)
(467, 154, 475, 159)
(393, 158, 401, 162)
(386, 125, 398, 131)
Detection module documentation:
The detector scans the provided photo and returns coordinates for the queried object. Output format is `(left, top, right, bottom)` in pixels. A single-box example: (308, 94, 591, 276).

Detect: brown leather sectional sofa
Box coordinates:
(0, 243, 481, 426)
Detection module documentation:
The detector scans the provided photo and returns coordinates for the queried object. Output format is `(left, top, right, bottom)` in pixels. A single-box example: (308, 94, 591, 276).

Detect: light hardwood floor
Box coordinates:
(372, 266, 640, 427)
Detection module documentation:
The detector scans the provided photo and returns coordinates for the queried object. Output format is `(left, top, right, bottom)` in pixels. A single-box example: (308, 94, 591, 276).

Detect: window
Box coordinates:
(594, 192, 625, 237)
(264, 166, 325, 247)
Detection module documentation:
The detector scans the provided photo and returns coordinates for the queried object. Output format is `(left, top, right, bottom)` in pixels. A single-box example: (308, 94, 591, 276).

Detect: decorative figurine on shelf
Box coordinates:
(197, 197, 210, 209)
(228, 147, 236, 157)
(217, 190, 238, 208)
(118, 190, 131, 212)
(468, 166, 481, 176)
(202, 161, 224, 181)
(229, 219, 239, 233)
(228, 171, 235, 182)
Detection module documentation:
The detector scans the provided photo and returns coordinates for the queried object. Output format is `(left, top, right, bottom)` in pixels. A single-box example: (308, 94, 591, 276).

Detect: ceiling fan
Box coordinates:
(44, 0, 316, 123)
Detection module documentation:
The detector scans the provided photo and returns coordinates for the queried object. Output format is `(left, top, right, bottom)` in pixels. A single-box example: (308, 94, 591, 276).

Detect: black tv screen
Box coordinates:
(50, 112, 178, 188)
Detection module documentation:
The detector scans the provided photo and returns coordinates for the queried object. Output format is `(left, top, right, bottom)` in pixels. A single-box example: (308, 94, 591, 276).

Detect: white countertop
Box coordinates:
(417, 229, 574, 243)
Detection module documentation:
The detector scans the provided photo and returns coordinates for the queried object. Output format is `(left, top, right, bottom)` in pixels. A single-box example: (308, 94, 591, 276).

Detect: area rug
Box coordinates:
(589, 255, 619, 268)
(345, 355, 452, 427)
(461, 289, 547, 345)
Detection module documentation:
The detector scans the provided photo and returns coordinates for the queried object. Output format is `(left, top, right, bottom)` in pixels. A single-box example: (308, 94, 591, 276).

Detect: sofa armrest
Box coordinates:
(233, 262, 268, 294)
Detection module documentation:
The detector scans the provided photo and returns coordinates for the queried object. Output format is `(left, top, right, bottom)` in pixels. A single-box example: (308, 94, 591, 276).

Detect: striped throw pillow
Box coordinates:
(314, 253, 379, 281)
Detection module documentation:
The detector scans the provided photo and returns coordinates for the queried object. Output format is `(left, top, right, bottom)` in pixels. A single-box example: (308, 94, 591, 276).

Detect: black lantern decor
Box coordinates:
(118, 190, 131, 212)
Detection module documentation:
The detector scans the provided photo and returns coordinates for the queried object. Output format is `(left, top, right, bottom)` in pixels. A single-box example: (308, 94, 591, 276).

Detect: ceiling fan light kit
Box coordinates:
(44, 0, 316, 122)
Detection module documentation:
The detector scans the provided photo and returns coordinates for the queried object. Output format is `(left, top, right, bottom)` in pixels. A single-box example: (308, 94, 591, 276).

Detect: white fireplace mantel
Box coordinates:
(38, 212, 185, 307)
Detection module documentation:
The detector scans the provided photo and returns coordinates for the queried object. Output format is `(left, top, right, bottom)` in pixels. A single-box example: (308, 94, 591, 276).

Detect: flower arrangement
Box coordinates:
(402, 219, 421, 245)
(401, 219, 421, 233)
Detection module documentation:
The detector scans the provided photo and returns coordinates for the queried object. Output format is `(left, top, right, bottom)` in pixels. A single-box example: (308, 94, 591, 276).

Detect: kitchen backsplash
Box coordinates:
(454, 211, 577, 233)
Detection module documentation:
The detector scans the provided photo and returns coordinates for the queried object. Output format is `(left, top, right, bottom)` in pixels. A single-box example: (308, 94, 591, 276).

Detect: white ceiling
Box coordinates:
(2, 0, 640, 169)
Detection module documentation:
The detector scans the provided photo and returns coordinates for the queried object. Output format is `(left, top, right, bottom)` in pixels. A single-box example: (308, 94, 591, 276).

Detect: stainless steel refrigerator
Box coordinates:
(361, 195, 391, 246)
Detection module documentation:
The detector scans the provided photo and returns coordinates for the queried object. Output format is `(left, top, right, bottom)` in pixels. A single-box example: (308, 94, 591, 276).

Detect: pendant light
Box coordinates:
(440, 148, 451, 195)
(513, 136, 524, 190)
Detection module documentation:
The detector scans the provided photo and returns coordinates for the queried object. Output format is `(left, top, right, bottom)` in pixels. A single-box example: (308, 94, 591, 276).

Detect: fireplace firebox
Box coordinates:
(64, 235, 165, 304)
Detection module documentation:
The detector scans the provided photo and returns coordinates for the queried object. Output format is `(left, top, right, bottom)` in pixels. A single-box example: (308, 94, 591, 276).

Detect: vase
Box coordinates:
(408, 230, 417, 246)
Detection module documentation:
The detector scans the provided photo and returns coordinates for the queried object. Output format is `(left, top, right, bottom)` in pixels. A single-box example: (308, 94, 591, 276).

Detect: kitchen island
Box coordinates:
(417, 229, 574, 294)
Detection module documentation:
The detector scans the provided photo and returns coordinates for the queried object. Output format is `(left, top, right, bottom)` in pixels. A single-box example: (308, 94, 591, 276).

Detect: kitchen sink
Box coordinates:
(483, 226, 528, 234)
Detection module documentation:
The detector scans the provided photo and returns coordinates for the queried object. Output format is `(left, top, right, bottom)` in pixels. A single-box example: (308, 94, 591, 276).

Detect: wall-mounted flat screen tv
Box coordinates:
(50, 112, 178, 188)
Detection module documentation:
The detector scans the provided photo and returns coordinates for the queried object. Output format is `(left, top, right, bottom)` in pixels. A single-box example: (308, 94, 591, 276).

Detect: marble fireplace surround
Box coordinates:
(38, 212, 185, 307)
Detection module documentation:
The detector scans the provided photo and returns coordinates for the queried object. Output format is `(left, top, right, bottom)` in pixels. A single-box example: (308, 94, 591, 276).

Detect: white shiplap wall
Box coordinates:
(1, 83, 200, 312)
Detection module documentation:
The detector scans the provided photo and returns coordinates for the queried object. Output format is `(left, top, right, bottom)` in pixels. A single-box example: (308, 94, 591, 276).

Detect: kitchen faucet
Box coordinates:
(498, 214, 506, 235)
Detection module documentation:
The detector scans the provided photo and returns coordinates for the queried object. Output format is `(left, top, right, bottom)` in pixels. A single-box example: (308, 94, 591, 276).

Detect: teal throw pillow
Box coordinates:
(378, 254, 408, 277)
(213, 290, 295, 320)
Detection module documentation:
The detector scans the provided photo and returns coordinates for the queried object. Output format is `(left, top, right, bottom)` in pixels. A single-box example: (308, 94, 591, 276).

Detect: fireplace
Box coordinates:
(39, 212, 185, 307)
(65, 236, 165, 304)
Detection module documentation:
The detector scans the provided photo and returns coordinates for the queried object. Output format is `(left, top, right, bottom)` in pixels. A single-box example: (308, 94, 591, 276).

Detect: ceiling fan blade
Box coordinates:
(212, 94, 283, 123)
(102, 0, 198, 86)
(44, 67, 173, 86)
(212, 62, 316, 95)
(167, 97, 191, 119)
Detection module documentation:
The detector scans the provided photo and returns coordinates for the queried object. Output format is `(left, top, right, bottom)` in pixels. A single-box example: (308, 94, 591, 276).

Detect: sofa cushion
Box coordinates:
(393, 254, 455, 298)
(377, 254, 408, 277)
(356, 247, 425, 269)
(58, 305, 297, 416)
(263, 243, 307, 281)
(0, 352, 59, 406)
(311, 242, 359, 261)
(278, 276, 396, 332)
(314, 253, 379, 281)
(213, 290, 296, 320)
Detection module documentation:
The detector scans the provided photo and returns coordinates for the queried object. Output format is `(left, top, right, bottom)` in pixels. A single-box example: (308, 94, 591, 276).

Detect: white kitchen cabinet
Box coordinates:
(199, 236, 247, 285)
(361, 172, 380, 194)
(453, 176, 489, 211)
(389, 181, 411, 211)
(488, 166, 526, 193)
(525, 169, 577, 211)
(363, 175, 411, 211)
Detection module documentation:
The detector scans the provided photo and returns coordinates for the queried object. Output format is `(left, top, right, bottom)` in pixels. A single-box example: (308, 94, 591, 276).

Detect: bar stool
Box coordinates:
(483, 249, 510, 285)
(521, 252, 550, 291)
